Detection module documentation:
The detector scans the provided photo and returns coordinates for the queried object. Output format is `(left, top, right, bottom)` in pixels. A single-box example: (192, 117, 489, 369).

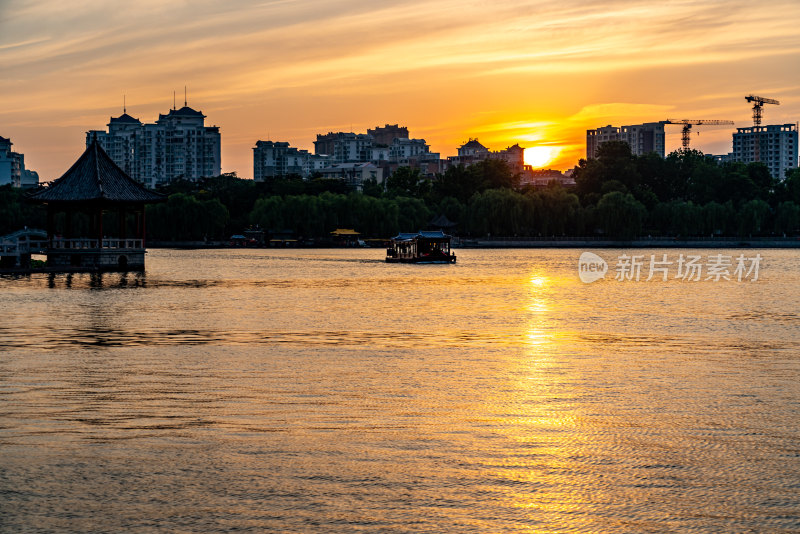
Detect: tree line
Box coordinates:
(2, 141, 799, 241)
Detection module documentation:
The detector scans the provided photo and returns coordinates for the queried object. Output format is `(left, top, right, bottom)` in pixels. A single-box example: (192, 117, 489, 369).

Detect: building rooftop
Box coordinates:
(159, 106, 206, 120)
(109, 112, 142, 124)
(461, 139, 487, 150)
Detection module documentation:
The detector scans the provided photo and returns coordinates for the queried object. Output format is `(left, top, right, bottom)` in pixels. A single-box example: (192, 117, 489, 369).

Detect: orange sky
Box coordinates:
(2, 0, 799, 180)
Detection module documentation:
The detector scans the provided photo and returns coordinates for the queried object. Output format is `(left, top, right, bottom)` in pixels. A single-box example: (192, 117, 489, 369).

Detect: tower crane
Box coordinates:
(745, 95, 780, 127)
(665, 119, 735, 149)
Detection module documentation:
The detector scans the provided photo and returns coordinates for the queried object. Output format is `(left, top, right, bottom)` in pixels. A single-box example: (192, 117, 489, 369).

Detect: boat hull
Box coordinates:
(385, 256, 456, 264)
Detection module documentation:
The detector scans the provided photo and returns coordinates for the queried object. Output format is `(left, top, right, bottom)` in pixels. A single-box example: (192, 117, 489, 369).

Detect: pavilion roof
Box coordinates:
(29, 141, 165, 204)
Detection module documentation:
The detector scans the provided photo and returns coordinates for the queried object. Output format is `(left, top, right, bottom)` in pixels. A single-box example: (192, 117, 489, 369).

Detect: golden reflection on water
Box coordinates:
(477, 269, 594, 524)
(1, 249, 799, 532)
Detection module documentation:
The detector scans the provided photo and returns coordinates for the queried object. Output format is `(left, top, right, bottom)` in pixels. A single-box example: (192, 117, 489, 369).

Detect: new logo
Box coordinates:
(578, 252, 608, 283)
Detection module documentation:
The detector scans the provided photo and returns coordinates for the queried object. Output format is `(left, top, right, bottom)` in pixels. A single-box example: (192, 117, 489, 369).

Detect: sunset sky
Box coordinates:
(2, 0, 799, 181)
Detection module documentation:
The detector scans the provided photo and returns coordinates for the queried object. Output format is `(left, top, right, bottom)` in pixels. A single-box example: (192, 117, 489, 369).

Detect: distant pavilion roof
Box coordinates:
(28, 141, 166, 204)
(428, 214, 457, 228)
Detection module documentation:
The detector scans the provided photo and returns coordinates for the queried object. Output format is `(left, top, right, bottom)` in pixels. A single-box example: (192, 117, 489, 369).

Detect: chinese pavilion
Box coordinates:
(28, 140, 165, 271)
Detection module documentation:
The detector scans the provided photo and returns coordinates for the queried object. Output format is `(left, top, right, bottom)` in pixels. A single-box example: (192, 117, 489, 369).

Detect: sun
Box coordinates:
(524, 146, 560, 168)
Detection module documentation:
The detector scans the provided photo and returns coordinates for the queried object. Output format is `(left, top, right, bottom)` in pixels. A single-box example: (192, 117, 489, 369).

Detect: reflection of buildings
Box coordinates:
(586, 122, 667, 159)
(0, 136, 39, 188)
(87, 103, 221, 188)
(732, 124, 798, 180)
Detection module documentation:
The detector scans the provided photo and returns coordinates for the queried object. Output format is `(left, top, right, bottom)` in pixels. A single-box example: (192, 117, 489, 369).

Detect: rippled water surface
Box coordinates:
(1, 248, 799, 532)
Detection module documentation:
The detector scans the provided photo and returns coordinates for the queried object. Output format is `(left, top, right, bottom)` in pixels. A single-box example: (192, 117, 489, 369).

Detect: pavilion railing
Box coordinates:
(1, 238, 49, 255)
(50, 238, 144, 250)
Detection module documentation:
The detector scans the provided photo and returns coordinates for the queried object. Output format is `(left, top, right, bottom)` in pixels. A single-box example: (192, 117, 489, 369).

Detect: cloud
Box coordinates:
(1, 0, 799, 178)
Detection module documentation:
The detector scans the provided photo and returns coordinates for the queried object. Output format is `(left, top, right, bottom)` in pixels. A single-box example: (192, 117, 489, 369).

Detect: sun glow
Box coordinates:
(524, 146, 561, 169)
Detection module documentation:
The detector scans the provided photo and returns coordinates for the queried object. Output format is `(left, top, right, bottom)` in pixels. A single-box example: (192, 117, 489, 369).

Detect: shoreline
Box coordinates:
(456, 238, 800, 248)
(145, 238, 800, 249)
(3, 239, 798, 274)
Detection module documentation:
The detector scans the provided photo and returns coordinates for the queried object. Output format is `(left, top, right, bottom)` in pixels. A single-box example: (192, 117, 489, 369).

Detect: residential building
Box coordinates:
(519, 169, 576, 188)
(586, 126, 620, 160)
(490, 143, 527, 174)
(586, 122, 666, 159)
(448, 138, 490, 166)
(310, 126, 443, 181)
(368, 124, 409, 146)
(380, 157, 446, 180)
(732, 124, 798, 180)
(253, 140, 328, 181)
(87, 103, 221, 188)
(0, 136, 39, 188)
(458, 138, 490, 158)
(318, 162, 383, 189)
(313, 132, 375, 163)
(0, 136, 20, 187)
(620, 122, 666, 158)
(389, 138, 430, 160)
(313, 132, 338, 157)
(370, 146, 390, 161)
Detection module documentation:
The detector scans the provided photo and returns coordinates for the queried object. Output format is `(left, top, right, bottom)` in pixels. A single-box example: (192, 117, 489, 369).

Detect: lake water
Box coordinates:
(1, 248, 799, 533)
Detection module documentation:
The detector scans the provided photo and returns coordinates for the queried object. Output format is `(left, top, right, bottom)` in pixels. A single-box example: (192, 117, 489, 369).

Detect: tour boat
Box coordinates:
(385, 231, 456, 264)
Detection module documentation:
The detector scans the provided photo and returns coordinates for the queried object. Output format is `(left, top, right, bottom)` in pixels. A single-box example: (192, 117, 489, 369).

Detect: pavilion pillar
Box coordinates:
(65, 207, 72, 240)
(119, 207, 127, 242)
(46, 207, 54, 247)
(97, 208, 104, 249)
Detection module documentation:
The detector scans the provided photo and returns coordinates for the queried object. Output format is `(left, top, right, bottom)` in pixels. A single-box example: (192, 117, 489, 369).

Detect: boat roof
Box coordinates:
(391, 230, 451, 241)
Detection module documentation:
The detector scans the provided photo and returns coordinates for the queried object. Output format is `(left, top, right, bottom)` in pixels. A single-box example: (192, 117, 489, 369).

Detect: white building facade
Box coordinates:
(253, 140, 329, 181)
(87, 105, 221, 188)
(0, 136, 39, 188)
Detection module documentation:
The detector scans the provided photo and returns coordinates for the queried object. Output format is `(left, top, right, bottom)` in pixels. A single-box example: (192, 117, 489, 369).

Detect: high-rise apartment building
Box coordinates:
(87, 104, 221, 188)
(313, 132, 374, 163)
(0, 136, 39, 188)
(732, 124, 798, 180)
(367, 124, 409, 146)
(253, 141, 328, 181)
(586, 122, 666, 159)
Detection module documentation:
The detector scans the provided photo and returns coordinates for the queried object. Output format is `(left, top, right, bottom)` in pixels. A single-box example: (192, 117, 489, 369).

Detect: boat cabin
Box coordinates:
(386, 230, 456, 263)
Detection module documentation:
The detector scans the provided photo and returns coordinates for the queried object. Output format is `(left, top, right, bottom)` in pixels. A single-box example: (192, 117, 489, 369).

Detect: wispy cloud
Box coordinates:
(1, 0, 799, 177)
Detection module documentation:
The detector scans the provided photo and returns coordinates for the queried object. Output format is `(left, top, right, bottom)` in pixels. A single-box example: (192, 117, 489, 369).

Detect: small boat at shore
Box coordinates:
(386, 231, 456, 264)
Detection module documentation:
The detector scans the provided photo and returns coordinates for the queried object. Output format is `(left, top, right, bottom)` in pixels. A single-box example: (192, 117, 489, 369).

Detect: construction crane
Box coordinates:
(665, 119, 735, 149)
(745, 95, 780, 127)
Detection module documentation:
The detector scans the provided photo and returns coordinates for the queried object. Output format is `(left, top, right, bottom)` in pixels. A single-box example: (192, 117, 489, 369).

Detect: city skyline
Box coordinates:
(2, 0, 800, 181)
